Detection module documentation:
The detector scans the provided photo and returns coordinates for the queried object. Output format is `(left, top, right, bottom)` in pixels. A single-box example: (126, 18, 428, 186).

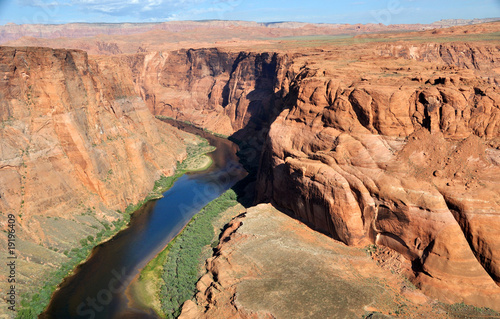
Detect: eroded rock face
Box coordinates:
(182, 204, 460, 319)
(256, 61, 500, 308)
(117, 40, 500, 309)
(378, 42, 500, 78)
(130, 48, 293, 137)
(0, 46, 190, 220)
(1, 28, 499, 313)
(0, 46, 194, 297)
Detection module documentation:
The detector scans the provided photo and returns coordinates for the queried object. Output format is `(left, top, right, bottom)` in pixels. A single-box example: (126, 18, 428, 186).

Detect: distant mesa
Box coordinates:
(0, 18, 498, 45)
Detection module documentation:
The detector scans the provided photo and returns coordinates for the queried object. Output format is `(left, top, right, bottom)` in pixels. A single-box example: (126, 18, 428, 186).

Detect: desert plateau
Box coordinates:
(0, 4, 499, 319)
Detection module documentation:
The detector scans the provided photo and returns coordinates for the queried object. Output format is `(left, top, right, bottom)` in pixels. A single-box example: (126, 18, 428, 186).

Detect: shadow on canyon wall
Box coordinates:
(133, 43, 500, 310)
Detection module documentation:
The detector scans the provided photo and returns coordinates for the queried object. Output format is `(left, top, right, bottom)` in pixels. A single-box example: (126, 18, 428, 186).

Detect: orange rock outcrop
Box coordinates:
(0, 46, 196, 304)
(119, 36, 500, 308)
(254, 44, 500, 308)
(182, 204, 489, 318)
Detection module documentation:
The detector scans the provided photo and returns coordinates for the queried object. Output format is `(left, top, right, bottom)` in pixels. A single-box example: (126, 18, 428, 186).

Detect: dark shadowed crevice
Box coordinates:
(411, 238, 435, 278)
(222, 52, 249, 108)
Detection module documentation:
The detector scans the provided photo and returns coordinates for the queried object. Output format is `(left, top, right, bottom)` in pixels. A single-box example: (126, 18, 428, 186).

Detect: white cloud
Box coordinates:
(16, 0, 244, 21)
(73, 0, 203, 17)
(141, 0, 164, 12)
(17, 0, 70, 8)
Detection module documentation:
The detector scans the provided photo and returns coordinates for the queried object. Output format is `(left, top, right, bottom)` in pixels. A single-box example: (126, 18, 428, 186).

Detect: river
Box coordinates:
(41, 121, 246, 318)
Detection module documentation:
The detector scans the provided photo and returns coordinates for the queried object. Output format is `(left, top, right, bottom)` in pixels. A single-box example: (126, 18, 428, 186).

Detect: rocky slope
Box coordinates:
(181, 204, 492, 318)
(0, 46, 196, 310)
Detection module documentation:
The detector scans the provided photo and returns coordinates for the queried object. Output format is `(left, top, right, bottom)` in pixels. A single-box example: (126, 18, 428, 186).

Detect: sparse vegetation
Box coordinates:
(364, 244, 378, 256)
(442, 301, 500, 318)
(15, 211, 132, 318)
(176, 140, 215, 172)
(15, 137, 216, 318)
(134, 190, 239, 319)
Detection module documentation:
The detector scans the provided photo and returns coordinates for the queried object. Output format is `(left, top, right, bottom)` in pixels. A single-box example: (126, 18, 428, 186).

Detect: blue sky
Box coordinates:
(0, 0, 498, 25)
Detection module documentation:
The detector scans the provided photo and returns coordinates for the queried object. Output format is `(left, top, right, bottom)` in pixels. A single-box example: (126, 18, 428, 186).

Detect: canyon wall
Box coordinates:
(0, 34, 498, 313)
(0, 46, 194, 300)
(128, 42, 500, 309)
(129, 48, 293, 137)
(378, 42, 500, 79)
(182, 204, 451, 319)
(255, 44, 500, 309)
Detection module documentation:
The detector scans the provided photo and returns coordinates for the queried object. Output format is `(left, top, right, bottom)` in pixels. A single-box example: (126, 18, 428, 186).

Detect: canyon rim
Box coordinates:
(0, 8, 499, 319)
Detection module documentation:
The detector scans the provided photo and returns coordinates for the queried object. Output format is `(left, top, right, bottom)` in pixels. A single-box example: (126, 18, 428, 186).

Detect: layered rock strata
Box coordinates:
(256, 51, 500, 308)
(0, 46, 194, 306)
(0, 25, 499, 313)
(129, 48, 292, 137)
(125, 42, 500, 308)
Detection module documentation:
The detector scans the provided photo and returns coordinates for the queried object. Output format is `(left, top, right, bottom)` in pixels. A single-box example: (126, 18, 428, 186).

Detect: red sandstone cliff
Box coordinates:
(254, 45, 500, 309)
(0, 46, 195, 304)
(128, 48, 292, 137)
(119, 40, 500, 309)
(377, 42, 500, 79)
(182, 204, 484, 318)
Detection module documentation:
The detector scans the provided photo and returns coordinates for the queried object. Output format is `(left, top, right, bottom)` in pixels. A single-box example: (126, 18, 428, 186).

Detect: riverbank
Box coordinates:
(176, 140, 215, 173)
(156, 116, 229, 139)
(16, 138, 215, 318)
(129, 190, 243, 318)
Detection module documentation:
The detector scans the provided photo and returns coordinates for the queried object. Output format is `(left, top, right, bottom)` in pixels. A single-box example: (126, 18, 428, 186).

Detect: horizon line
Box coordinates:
(1, 17, 499, 27)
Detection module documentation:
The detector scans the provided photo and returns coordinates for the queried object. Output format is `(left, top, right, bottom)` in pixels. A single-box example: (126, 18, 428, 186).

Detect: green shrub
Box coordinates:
(160, 190, 238, 318)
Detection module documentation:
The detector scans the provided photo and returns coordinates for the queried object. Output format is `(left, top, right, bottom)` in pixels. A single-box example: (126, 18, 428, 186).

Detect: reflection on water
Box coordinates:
(42, 122, 246, 318)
